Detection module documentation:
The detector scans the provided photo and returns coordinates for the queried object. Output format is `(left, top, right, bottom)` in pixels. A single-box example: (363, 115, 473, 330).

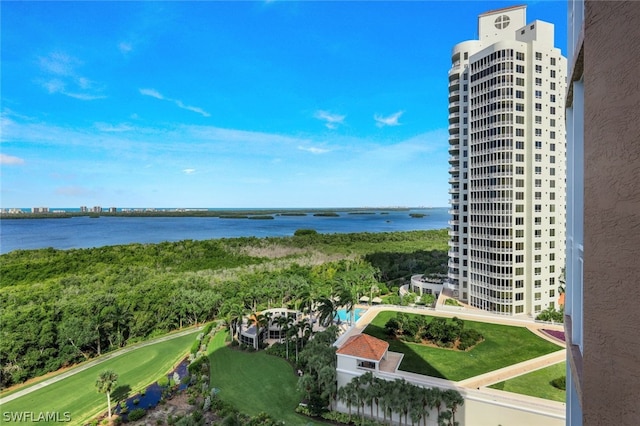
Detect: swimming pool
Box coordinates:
(335, 308, 366, 323)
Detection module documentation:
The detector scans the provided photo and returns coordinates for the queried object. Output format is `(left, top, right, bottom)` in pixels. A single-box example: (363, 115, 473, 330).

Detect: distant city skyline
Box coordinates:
(1, 1, 566, 208)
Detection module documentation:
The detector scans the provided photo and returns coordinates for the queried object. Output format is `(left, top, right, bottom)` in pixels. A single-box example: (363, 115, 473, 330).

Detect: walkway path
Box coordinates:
(0, 327, 201, 405)
(457, 349, 566, 388)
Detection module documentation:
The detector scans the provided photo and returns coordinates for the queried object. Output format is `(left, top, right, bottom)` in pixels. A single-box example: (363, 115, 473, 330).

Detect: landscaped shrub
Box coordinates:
(157, 376, 169, 387)
(551, 376, 566, 390)
(190, 339, 200, 355)
(265, 342, 286, 358)
(321, 410, 352, 424)
(536, 307, 564, 323)
(202, 322, 215, 336)
(444, 298, 463, 307)
(188, 355, 207, 374)
(128, 408, 146, 422)
(295, 404, 311, 416)
(385, 313, 483, 350)
(245, 412, 281, 426)
(458, 329, 484, 351)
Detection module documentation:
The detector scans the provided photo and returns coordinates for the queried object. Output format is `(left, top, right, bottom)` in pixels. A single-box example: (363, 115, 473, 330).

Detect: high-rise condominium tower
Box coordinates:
(447, 5, 566, 316)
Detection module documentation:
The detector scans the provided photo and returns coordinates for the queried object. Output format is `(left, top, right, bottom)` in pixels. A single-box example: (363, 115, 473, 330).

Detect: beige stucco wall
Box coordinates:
(582, 1, 640, 424)
(459, 391, 564, 426)
(333, 385, 564, 426)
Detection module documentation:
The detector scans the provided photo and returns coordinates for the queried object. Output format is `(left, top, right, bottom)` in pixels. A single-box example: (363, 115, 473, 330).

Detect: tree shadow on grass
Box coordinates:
(112, 384, 132, 403)
(363, 323, 446, 379)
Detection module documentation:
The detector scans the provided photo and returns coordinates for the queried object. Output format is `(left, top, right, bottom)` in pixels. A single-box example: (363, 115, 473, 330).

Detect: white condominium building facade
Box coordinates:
(447, 5, 566, 316)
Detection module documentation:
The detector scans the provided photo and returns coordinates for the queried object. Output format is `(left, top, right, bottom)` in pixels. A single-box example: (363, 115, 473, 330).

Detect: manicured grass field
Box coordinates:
(208, 332, 323, 425)
(0, 331, 198, 426)
(363, 311, 562, 381)
(490, 362, 567, 402)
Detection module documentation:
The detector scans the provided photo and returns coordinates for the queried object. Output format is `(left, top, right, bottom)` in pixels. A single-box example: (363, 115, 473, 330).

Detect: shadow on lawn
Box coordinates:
(362, 323, 446, 379)
(112, 384, 132, 403)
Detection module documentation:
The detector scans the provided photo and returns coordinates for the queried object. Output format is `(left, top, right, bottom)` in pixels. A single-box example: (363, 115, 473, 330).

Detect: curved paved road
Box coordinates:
(0, 327, 201, 405)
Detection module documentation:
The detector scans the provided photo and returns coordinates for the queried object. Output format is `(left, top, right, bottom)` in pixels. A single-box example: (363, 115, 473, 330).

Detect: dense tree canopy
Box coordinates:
(0, 230, 447, 388)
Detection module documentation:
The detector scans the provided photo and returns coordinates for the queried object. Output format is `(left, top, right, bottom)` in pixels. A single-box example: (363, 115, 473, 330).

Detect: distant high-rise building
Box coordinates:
(565, 1, 640, 425)
(447, 5, 566, 315)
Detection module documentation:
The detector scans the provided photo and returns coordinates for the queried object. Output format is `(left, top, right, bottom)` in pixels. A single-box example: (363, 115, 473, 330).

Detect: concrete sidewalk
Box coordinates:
(457, 349, 566, 389)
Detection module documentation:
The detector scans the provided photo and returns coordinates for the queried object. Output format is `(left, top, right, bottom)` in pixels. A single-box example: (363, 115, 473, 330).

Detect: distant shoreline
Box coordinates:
(0, 207, 428, 220)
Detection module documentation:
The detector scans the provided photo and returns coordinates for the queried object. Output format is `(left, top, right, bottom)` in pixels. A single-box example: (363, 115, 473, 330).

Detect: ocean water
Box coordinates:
(0, 208, 449, 254)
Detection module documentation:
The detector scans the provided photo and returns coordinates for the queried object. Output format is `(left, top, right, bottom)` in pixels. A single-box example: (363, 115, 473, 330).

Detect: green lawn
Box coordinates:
(490, 362, 567, 402)
(364, 311, 563, 381)
(0, 331, 198, 426)
(208, 332, 324, 425)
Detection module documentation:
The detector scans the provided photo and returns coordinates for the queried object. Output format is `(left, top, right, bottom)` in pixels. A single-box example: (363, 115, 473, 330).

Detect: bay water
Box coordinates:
(0, 208, 449, 254)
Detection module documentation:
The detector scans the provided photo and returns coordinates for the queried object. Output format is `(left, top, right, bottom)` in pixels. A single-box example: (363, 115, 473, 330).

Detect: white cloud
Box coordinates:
(298, 145, 330, 154)
(38, 52, 79, 76)
(37, 52, 105, 100)
(314, 110, 345, 129)
(139, 88, 164, 99)
(63, 91, 106, 101)
(175, 101, 211, 117)
(95, 122, 134, 132)
(139, 88, 210, 117)
(374, 111, 404, 127)
(182, 168, 196, 175)
(119, 42, 133, 53)
(0, 154, 25, 165)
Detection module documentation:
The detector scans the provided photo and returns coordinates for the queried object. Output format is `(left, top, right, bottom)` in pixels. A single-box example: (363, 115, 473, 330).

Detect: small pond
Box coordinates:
(115, 358, 190, 417)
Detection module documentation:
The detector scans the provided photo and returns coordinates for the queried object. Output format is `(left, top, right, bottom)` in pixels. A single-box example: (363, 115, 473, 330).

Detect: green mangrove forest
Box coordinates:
(0, 229, 448, 389)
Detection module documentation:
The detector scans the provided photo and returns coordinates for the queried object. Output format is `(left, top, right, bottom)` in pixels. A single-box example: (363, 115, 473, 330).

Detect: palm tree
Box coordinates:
(297, 373, 316, 401)
(432, 388, 444, 420)
(278, 314, 294, 359)
(387, 379, 404, 426)
(335, 279, 357, 325)
(288, 322, 300, 363)
(371, 377, 386, 421)
(351, 376, 366, 423)
(398, 380, 411, 426)
(378, 379, 393, 424)
(95, 370, 118, 419)
(317, 295, 337, 327)
(274, 314, 288, 343)
(298, 318, 313, 348)
(420, 387, 436, 426)
(338, 383, 356, 423)
(247, 312, 268, 350)
(443, 389, 464, 426)
(358, 372, 376, 420)
(409, 385, 424, 426)
(317, 365, 337, 410)
(228, 304, 245, 343)
(370, 283, 380, 305)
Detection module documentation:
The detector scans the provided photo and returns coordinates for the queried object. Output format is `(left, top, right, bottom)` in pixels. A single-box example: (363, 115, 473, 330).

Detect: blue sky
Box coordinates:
(1, 1, 566, 209)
